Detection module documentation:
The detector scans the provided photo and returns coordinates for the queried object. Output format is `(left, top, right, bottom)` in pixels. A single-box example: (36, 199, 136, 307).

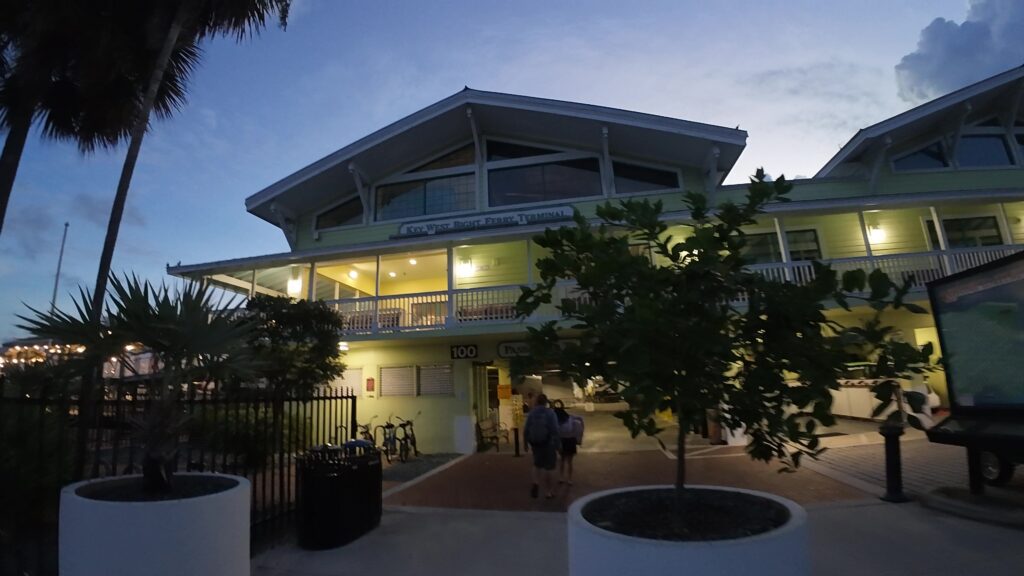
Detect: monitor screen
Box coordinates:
(930, 256, 1024, 409)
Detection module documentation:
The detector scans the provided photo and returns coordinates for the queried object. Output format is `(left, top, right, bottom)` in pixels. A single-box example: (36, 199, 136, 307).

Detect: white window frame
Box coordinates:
(889, 138, 952, 174)
(609, 156, 684, 196)
(373, 171, 480, 224)
(379, 365, 417, 397)
(311, 192, 365, 234)
(483, 140, 606, 210)
(923, 212, 1006, 251)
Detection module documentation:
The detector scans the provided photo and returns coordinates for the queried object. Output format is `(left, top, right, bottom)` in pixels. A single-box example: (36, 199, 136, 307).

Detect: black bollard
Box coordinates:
(879, 423, 910, 503)
(513, 427, 521, 457)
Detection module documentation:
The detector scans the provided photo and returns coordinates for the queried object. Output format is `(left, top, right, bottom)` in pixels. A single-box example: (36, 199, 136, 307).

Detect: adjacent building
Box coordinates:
(170, 67, 1024, 453)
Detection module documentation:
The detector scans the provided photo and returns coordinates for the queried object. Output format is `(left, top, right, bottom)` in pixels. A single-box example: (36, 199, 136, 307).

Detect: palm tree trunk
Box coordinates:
(89, 6, 186, 316)
(74, 6, 188, 481)
(0, 108, 33, 236)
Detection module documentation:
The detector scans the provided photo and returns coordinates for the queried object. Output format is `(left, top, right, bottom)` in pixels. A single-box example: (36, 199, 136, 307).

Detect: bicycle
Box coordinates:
(394, 411, 422, 461)
(374, 416, 398, 463)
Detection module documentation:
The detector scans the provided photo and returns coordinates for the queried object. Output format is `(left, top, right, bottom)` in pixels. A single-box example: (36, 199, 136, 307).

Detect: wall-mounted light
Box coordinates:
(868, 225, 887, 244)
(456, 259, 475, 278)
(388, 271, 397, 278)
(337, 341, 350, 352)
(286, 276, 303, 297)
(408, 258, 417, 266)
(348, 270, 359, 279)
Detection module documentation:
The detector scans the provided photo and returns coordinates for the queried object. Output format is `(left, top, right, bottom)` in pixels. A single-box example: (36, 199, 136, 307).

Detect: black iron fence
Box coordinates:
(0, 378, 357, 576)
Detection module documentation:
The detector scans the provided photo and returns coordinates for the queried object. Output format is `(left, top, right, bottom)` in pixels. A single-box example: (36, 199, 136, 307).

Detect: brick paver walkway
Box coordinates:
(812, 437, 1024, 496)
(384, 449, 866, 511)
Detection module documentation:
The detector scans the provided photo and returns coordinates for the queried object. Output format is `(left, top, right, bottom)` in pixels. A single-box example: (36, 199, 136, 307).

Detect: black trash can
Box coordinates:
(296, 441, 382, 550)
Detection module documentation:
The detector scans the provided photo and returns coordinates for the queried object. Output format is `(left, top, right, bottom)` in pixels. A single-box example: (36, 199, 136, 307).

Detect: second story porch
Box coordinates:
(173, 198, 1024, 337)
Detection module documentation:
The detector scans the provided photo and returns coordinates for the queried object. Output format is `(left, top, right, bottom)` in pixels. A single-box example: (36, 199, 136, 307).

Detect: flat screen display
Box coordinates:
(930, 256, 1024, 409)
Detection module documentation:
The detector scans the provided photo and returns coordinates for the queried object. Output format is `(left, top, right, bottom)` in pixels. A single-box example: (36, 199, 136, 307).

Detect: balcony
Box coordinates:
(324, 244, 1024, 336)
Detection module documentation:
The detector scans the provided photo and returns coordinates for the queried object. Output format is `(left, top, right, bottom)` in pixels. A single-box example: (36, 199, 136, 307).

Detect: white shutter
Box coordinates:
(380, 366, 416, 396)
(419, 364, 453, 396)
(332, 367, 362, 396)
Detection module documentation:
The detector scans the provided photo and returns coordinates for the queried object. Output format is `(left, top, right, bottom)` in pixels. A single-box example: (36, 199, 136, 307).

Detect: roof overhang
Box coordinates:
(816, 66, 1024, 178)
(245, 89, 747, 224)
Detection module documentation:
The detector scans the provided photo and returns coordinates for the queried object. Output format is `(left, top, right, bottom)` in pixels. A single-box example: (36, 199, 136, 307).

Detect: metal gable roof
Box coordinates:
(244, 88, 747, 224)
(815, 65, 1024, 178)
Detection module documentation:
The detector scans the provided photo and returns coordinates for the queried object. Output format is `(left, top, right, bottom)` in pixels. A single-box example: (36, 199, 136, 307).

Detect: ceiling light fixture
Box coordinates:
(408, 258, 417, 266)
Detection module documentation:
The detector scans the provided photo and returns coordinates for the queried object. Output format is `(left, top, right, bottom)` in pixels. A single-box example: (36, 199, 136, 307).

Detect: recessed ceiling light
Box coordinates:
(408, 258, 417, 265)
(388, 271, 397, 278)
(348, 270, 358, 279)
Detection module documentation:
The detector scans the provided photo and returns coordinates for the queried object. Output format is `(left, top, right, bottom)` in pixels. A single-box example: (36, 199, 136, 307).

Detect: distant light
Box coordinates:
(408, 259, 417, 266)
(124, 344, 138, 352)
(75, 345, 87, 353)
(348, 270, 359, 279)
(338, 341, 350, 352)
(286, 277, 303, 297)
(388, 271, 397, 278)
(584, 362, 591, 367)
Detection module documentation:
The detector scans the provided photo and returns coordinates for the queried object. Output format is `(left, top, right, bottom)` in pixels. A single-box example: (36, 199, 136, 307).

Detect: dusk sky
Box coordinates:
(2, 0, 1022, 340)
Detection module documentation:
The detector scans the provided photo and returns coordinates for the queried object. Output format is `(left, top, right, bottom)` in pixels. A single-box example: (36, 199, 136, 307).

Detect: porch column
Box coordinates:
(446, 246, 456, 327)
(857, 211, 874, 258)
(929, 206, 953, 275)
(306, 263, 317, 301)
(248, 269, 257, 299)
(998, 202, 1014, 245)
(373, 255, 381, 334)
(773, 217, 792, 282)
(526, 240, 534, 284)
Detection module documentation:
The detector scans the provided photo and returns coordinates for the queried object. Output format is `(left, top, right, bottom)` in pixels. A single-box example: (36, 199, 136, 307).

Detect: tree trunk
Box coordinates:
(76, 6, 187, 482)
(675, 400, 687, 490)
(89, 7, 186, 317)
(0, 109, 33, 236)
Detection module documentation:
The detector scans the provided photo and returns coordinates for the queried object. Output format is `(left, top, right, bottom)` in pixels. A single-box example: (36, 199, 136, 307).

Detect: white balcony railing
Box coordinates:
(325, 244, 1024, 335)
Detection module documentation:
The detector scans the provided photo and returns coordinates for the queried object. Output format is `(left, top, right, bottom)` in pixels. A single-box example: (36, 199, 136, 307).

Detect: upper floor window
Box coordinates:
(376, 173, 475, 221)
(315, 196, 363, 230)
(613, 162, 679, 194)
(488, 157, 602, 207)
(955, 135, 1013, 168)
(893, 142, 949, 172)
(408, 143, 476, 173)
(927, 216, 1004, 248)
(742, 230, 821, 264)
(486, 140, 558, 161)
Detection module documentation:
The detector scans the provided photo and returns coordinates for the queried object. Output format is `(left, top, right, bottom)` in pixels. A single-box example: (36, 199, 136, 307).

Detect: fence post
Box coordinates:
(350, 393, 358, 441)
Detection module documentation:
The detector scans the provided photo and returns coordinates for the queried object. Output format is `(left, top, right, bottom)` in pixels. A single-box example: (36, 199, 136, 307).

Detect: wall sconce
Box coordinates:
(388, 271, 397, 278)
(456, 259, 475, 278)
(337, 341, 350, 352)
(286, 276, 302, 297)
(408, 258, 418, 266)
(348, 270, 359, 279)
(868, 225, 887, 244)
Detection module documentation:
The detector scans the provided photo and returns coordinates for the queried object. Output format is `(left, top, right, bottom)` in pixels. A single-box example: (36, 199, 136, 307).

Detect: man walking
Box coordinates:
(523, 394, 560, 499)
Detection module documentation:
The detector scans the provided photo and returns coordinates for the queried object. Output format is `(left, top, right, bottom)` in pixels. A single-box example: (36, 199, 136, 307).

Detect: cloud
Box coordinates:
(896, 0, 1024, 103)
(71, 192, 147, 229)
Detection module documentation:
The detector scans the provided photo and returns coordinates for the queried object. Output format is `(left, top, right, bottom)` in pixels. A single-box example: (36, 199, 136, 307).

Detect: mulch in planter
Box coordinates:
(75, 475, 239, 502)
(581, 487, 789, 541)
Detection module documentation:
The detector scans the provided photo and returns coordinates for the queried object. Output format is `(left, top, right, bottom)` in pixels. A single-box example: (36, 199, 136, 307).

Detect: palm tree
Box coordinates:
(89, 0, 291, 317)
(0, 1, 201, 236)
(19, 275, 254, 493)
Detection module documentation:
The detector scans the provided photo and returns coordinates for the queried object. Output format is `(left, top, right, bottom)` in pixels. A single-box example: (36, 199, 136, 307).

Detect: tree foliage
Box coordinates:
(515, 169, 929, 493)
(244, 295, 346, 394)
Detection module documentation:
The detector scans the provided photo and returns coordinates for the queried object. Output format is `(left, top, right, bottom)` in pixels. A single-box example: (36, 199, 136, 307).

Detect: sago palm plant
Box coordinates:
(19, 275, 254, 494)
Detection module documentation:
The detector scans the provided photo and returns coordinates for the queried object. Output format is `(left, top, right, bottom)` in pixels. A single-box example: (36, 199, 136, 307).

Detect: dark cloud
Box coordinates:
(896, 0, 1024, 103)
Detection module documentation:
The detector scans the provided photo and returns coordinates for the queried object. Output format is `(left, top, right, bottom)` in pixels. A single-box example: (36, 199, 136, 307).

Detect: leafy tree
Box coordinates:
(244, 295, 346, 394)
(515, 170, 931, 512)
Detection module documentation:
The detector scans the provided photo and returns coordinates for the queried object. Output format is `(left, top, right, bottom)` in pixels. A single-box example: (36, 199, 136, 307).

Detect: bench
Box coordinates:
(476, 418, 510, 452)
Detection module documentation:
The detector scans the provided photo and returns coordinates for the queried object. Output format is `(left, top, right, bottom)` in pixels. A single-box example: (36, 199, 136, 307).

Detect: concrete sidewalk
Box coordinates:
(253, 500, 1024, 576)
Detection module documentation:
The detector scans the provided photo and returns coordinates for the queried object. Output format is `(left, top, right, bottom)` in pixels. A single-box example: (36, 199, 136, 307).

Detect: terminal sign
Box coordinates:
(450, 344, 478, 359)
(395, 206, 573, 238)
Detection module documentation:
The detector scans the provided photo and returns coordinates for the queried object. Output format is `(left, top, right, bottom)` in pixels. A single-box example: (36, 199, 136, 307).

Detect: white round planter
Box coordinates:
(568, 485, 808, 576)
(59, 473, 251, 576)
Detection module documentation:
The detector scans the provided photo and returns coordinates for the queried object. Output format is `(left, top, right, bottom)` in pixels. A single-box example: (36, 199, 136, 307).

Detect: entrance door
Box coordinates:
(472, 363, 491, 423)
